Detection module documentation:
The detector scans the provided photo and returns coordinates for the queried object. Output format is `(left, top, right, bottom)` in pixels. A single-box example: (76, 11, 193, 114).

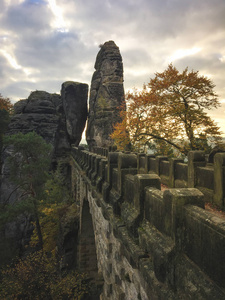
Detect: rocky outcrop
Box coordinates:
(10, 91, 63, 148)
(86, 40, 125, 150)
(61, 82, 88, 146)
(0, 83, 88, 205)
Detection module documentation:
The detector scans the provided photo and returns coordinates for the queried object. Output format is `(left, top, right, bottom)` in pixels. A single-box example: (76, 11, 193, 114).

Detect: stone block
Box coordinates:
(169, 158, 184, 187)
(213, 153, 225, 208)
(188, 151, 205, 187)
(134, 174, 161, 219)
(163, 188, 204, 241)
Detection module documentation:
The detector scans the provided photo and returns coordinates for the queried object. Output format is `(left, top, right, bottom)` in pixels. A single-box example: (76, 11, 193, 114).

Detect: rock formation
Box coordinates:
(86, 40, 125, 150)
(61, 82, 88, 146)
(0, 82, 88, 205)
(11, 91, 64, 149)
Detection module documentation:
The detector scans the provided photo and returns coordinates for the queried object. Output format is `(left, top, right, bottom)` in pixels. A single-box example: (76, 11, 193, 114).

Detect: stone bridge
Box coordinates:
(70, 147, 225, 300)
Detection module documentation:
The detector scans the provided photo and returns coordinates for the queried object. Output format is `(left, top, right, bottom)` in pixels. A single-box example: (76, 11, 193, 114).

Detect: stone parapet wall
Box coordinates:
(91, 147, 225, 209)
(71, 147, 225, 299)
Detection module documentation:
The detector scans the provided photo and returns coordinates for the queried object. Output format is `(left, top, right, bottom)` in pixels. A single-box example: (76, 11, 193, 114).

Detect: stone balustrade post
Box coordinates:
(118, 153, 137, 195)
(134, 174, 161, 220)
(137, 153, 146, 174)
(88, 154, 97, 179)
(163, 188, 204, 243)
(188, 151, 205, 188)
(145, 154, 155, 173)
(169, 158, 184, 187)
(213, 153, 225, 208)
(156, 156, 168, 176)
(102, 152, 120, 202)
(96, 158, 107, 192)
(91, 155, 102, 185)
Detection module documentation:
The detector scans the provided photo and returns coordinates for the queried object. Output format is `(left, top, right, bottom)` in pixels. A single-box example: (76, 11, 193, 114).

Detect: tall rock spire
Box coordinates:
(86, 41, 125, 150)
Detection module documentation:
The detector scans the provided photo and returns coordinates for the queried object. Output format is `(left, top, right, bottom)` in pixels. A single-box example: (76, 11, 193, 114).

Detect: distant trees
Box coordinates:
(111, 64, 222, 156)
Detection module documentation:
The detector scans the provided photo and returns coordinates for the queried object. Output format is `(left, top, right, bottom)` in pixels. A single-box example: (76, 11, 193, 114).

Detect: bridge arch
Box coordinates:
(79, 197, 98, 275)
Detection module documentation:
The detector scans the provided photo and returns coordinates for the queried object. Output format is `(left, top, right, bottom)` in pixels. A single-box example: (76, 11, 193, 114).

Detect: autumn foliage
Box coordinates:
(0, 251, 88, 299)
(0, 94, 13, 155)
(0, 94, 13, 111)
(111, 64, 222, 155)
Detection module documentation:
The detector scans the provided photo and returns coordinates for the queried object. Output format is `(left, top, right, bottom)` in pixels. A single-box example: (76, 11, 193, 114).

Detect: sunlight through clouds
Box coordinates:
(169, 47, 202, 62)
(47, 0, 69, 32)
(0, 49, 21, 69)
(0, 49, 37, 81)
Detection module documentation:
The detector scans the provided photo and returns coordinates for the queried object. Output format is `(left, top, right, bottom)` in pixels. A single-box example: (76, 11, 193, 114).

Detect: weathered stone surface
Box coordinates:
(86, 41, 125, 150)
(8, 91, 62, 146)
(13, 99, 28, 114)
(61, 81, 88, 146)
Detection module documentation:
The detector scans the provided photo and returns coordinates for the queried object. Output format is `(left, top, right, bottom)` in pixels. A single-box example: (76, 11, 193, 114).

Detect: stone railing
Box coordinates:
(71, 147, 225, 299)
(91, 147, 225, 209)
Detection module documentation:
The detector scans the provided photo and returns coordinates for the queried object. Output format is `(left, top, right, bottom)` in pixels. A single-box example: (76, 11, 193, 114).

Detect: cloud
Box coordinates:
(0, 0, 225, 133)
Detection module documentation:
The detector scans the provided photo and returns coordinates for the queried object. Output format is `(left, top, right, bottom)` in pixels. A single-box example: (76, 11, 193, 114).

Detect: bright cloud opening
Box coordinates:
(0, 50, 21, 69)
(169, 47, 202, 61)
(48, 0, 69, 32)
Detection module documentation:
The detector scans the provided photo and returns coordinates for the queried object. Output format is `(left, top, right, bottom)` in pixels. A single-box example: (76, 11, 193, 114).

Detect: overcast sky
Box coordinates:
(1, 0, 225, 134)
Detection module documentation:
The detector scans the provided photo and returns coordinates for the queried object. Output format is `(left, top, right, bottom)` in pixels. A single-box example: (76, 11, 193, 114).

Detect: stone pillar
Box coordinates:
(96, 158, 107, 193)
(145, 154, 156, 173)
(137, 153, 146, 174)
(164, 188, 204, 242)
(102, 152, 120, 202)
(213, 153, 225, 208)
(118, 153, 137, 195)
(169, 158, 184, 187)
(156, 156, 168, 176)
(134, 174, 161, 220)
(188, 151, 205, 188)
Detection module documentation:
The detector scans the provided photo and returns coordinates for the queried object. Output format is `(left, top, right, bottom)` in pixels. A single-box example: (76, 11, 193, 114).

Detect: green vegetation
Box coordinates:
(0, 132, 90, 299)
(3, 132, 52, 249)
(0, 251, 88, 299)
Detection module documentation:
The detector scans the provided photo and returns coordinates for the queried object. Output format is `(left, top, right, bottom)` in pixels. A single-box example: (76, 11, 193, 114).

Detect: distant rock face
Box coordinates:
(86, 40, 125, 150)
(0, 83, 88, 204)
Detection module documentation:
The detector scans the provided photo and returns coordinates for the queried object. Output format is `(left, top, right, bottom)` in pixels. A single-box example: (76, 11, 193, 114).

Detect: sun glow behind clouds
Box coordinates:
(0, 49, 36, 79)
(169, 47, 202, 61)
(48, 0, 69, 32)
(0, 50, 21, 69)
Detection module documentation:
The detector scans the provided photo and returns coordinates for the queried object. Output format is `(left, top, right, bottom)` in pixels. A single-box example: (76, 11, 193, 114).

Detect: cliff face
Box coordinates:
(0, 82, 88, 205)
(86, 40, 125, 150)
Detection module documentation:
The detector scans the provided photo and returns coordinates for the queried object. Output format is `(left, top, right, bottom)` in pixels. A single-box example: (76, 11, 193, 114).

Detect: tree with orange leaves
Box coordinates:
(0, 94, 13, 155)
(111, 64, 222, 156)
(0, 93, 13, 111)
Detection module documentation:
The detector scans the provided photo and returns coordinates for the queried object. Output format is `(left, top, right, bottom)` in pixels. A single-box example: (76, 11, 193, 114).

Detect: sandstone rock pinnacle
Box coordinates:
(86, 41, 125, 150)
